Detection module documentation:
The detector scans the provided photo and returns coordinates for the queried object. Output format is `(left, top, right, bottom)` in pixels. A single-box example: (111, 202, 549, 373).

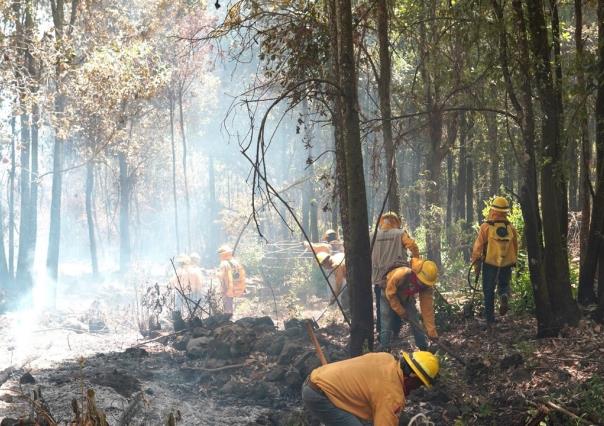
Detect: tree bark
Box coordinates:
(594, 0, 604, 318)
(456, 113, 467, 222)
(169, 98, 180, 253)
(178, 91, 191, 251)
(446, 152, 453, 229)
(119, 153, 131, 273)
(16, 113, 32, 289)
(494, 0, 557, 336)
(486, 110, 500, 194)
(9, 117, 16, 281)
(86, 161, 99, 277)
(526, 0, 579, 327)
(376, 0, 400, 213)
(335, 0, 373, 355)
(576, 0, 595, 304)
(30, 103, 39, 271)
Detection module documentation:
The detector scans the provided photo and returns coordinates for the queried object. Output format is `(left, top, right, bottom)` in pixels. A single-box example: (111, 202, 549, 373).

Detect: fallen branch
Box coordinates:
(133, 329, 187, 348)
(192, 363, 247, 372)
(527, 400, 593, 425)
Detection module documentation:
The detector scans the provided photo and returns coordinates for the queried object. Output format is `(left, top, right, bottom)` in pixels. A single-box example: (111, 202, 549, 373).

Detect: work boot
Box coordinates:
(499, 294, 509, 316)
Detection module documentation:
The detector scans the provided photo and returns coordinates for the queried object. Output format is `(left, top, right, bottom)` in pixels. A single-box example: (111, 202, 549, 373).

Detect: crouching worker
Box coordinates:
(381, 258, 438, 351)
(471, 196, 518, 327)
(316, 252, 348, 312)
(302, 351, 439, 426)
(217, 245, 246, 318)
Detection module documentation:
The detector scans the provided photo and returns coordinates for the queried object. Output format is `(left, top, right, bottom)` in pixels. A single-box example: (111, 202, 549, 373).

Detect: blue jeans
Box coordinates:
(482, 263, 512, 323)
(302, 382, 365, 425)
(378, 289, 428, 350)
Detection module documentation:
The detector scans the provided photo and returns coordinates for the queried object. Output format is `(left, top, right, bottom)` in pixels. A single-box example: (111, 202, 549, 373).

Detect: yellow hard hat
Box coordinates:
(380, 211, 401, 227)
(401, 351, 440, 388)
(411, 259, 438, 287)
(316, 252, 331, 266)
(491, 196, 510, 212)
(323, 229, 337, 242)
(175, 254, 190, 265)
(217, 245, 233, 254)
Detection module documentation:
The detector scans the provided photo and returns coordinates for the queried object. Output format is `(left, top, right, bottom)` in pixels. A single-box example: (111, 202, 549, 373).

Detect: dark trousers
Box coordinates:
(302, 382, 366, 425)
(482, 263, 512, 323)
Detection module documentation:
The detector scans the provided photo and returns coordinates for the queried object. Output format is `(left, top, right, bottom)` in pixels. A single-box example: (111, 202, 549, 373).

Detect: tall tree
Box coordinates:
(525, 0, 579, 327)
(335, 0, 373, 355)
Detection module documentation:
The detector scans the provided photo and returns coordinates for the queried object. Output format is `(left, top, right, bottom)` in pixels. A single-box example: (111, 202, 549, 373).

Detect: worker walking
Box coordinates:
(471, 196, 519, 327)
(217, 245, 246, 317)
(316, 252, 348, 312)
(302, 351, 439, 426)
(372, 212, 420, 335)
(381, 258, 439, 351)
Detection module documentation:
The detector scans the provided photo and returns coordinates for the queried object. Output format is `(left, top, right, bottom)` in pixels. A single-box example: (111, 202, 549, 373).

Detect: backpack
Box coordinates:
(484, 220, 516, 267)
(228, 260, 246, 297)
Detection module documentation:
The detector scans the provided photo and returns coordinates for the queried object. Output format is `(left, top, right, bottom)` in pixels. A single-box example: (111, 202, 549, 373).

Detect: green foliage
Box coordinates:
(575, 376, 604, 422)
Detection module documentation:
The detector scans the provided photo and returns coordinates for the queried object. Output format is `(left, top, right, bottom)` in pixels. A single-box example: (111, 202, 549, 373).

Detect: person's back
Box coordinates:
(372, 227, 406, 287)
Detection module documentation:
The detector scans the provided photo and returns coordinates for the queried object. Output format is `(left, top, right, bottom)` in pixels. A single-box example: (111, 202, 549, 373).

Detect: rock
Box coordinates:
(1, 419, 35, 426)
(220, 379, 239, 395)
(278, 342, 305, 365)
(284, 369, 302, 388)
(145, 388, 154, 395)
(187, 316, 203, 329)
(444, 402, 461, 418)
(172, 311, 186, 332)
(510, 368, 531, 382)
(204, 313, 233, 329)
(266, 366, 287, 382)
(89, 318, 107, 332)
(172, 335, 190, 351)
(236, 316, 275, 333)
(19, 372, 36, 384)
(284, 318, 305, 330)
(186, 336, 213, 358)
(90, 369, 141, 398)
(253, 333, 276, 354)
(0, 394, 13, 403)
(267, 335, 286, 357)
(500, 353, 523, 370)
(123, 347, 149, 357)
(192, 327, 211, 338)
(247, 381, 270, 401)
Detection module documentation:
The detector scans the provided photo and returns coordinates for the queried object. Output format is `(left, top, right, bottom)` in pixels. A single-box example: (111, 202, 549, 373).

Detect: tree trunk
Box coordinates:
(335, 0, 373, 355)
(86, 161, 99, 277)
(446, 152, 453, 229)
(119, 153, 131, 273)
(169, 98, 180, 253)
(178, 91, 191, 251)
(425, 110, 443, 266)
(456, 113, 467, 222)
(526, 0, 579, 327)
(576, 0, 595, 304)
(207, 153, 219, 264)
(16, 113, 32, 290)
(594, 0, 604, 318)
(0, 171, 8, 284)
(8, 117, 16, 281)
(47, 121, 64, 287)
(376, 0, 400, 213)
(494, 0, 557, 336)
(486, 110, 500, 194)
(30, 103, 39, 269)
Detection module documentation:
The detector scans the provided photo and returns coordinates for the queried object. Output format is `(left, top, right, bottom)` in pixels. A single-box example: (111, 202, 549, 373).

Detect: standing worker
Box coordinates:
(217, 245, 246, 318)
(316, 252, 348, 312)
(471, 196, 519, 327)
(381, 258, 438, 351)
(302, 351, 439, 425)
(372, 212, 420, 334)
(323, 229, 344, 253)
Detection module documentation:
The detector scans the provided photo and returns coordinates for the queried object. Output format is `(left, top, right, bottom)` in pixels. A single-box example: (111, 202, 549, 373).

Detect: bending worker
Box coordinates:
(302, 351, 439, 425)
(372, 211, 420, 334)
(471, 196, 519, 327)
(381, 258, 438, 351)
(316, 252, 348, 311)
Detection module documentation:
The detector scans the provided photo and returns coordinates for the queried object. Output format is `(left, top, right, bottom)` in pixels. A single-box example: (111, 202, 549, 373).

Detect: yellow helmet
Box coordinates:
(316, 252, 331, 266)
(380, 211, 401, 227)
(323, 229, 338, 242)
(401, 351, 440, 388)
(411, 259, 438, 287)
(491, 196, 510, 212)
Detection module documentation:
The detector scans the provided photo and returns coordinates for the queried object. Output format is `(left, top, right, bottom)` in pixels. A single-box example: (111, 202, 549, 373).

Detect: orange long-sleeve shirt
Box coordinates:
(310, 353, 405, 426)
(471, 211, 519, 264)
(384, 267, 437, 338)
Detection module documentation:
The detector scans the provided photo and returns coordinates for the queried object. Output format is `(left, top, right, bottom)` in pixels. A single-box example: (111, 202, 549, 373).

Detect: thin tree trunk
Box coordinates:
(8, 117, 16, 281)
(86, 161, 99, 277)
(169, 98, 180, 253)
(16, 112, 32, 289)
(178, 91, 191, 251)
(446, 152, 453, 229)
(376, 0, 400, 213)
(576, 0, 595, 304)
(486, 109, 500, 194)
(46, 129, 64, 286)
(207, 153, 219, 263)
(0, 167, 8, 283)
(119, 153, 131, 273)
(335, 0, 373, 355)
(30, 103, 39, 267)
(456, 112, 467, 221)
